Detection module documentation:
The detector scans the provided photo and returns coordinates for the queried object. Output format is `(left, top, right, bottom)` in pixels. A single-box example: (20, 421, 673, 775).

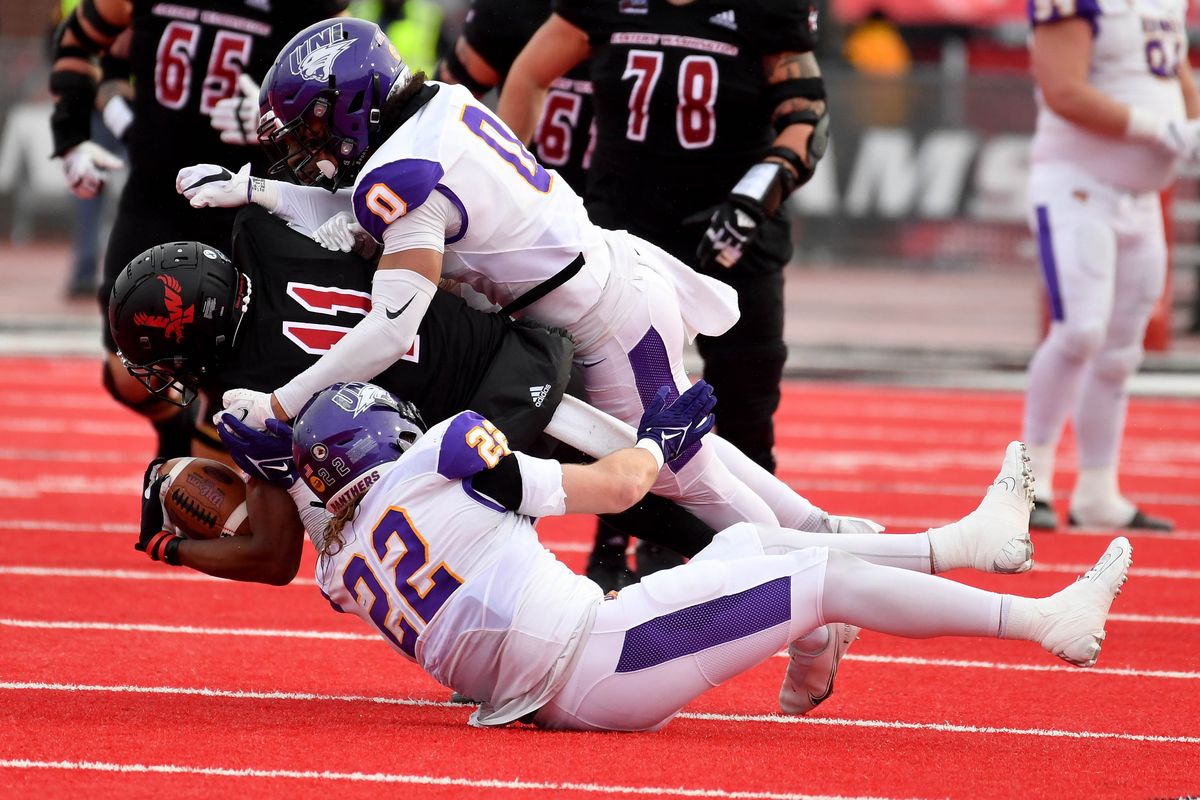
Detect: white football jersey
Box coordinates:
(351, 83, 612, 330)
(1029, 0, 1188, 193)
(315, 411, 602, 726)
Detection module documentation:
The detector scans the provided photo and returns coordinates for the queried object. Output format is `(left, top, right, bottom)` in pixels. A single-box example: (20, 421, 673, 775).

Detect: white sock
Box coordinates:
(754, 526, 933, 573)
(1000, 595, 1042, 641)
(1026, 442, 1057, 502)
(1072, 466, 1135, 526)
(709, 434, 825, 530)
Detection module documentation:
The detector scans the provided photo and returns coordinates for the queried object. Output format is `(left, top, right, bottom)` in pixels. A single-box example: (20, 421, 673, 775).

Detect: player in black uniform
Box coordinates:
(497, 0, 829, 583)
(49, 0, 347, 459)
(437, 0, 593, 194)
(112, 206, 716, 584)
(439, 0, 644, 589)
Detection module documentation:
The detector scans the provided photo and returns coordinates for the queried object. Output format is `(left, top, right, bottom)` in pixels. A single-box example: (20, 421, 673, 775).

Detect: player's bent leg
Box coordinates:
(533, 548, 829, 732)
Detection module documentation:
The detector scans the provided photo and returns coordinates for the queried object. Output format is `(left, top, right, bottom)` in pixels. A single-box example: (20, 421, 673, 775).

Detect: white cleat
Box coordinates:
(779, 623, 860, 715)
(934, 441, 1035, 574)
(1035, 536, 1133, 668)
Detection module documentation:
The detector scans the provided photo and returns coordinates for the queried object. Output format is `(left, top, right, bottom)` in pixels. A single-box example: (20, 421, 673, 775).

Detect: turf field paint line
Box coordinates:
(0, 619, 377, 641)
(6, 619, 1198, 677)
(677, 712, 1200, 745)
(0, 758, 904, 800)
(838, 653, 1200, 679)
(0, 565, 319, 587)
(4, 683, 1197, 748)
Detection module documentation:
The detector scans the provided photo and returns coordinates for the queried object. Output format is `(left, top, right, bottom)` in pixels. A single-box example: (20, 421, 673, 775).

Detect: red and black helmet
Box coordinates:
(108, 242, 250, 406)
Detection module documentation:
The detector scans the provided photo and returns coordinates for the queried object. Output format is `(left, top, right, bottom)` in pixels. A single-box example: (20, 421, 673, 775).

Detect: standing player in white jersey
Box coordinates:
(175, 18, 852, 538)
(1024, 0, 1200, 531)
(214, 379, 1131, 730)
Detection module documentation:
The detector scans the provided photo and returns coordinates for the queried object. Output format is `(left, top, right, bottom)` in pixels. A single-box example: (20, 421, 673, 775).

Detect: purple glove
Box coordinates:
(217, 413, 297, 487)
(636, 380, 717, 466)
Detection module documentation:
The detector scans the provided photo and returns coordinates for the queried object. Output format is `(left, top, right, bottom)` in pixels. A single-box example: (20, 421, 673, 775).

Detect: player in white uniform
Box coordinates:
(214, 379, 1131, 730)
(1024, 0, 1200, 530)
(176, 18, 834, 538)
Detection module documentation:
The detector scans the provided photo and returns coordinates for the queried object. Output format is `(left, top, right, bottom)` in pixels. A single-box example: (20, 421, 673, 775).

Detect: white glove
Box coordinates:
(216, 388, 277, 431)
(1127, 108, 1200, 162)
(177, 162, 251, 208)
(210, 74, 261, 146)
(313, 211, 359, 252)
(62, 141, 124, 199)
(313, 211, 381, 260)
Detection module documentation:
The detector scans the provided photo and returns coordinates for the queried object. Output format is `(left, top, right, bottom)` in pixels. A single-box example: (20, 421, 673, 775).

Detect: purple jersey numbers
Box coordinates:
(437, 411, 511, 480)
(461, 104, 553, 193)
(1028, 0, 1100, 33)
(1143, 18, 1185, 79)
(340, 507, 463, 659)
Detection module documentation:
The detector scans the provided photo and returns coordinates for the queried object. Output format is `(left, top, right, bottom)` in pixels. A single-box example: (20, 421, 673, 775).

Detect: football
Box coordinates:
(160, 457, 250, 539)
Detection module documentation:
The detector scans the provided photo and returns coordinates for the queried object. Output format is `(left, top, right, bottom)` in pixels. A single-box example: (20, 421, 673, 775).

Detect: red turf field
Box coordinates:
(0, 356, 1197, 799)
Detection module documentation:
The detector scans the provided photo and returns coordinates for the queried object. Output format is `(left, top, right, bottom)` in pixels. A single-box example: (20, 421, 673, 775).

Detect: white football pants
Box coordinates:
(1023, 163, 1167, 477)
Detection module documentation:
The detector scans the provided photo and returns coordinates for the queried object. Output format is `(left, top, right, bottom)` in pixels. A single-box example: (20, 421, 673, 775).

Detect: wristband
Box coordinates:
(248, 176, 280, 211)
(634, 439, 666, 470)
(1126, 107, 1164, 141)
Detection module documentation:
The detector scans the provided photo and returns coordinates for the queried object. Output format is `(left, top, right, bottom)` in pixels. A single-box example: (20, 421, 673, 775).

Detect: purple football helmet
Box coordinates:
(292, 382, 426, 514)
(260, 18, 411, 190)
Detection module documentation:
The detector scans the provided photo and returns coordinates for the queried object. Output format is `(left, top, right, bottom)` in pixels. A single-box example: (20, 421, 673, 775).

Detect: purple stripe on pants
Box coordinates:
(628, 327, 700, 471)
(1035, 205, 1064, 322)
(615, 576, 791, 673)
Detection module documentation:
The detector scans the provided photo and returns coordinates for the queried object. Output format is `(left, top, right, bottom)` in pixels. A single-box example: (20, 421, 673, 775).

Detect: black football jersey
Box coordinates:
(554, 0, 817, 227)
(125, 0, 345, 191)
(462, 0, 594, 193)
(211, 211, 510, 429)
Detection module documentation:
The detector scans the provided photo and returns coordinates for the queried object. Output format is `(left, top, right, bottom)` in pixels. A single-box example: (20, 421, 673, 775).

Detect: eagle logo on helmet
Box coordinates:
(132, 275, 195, 343)
(288, 23, 357, 82)
(331, 382, 400, 418)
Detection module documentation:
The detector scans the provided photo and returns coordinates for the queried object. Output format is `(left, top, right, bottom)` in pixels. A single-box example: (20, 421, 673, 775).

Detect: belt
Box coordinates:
(499, 252, 585, 317)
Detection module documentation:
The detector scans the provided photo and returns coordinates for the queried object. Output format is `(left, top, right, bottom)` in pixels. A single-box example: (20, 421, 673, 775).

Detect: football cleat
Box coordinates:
(930, 441, 1034, 573)
(779, 623, 860, 715)
(1034, 537, 1132, 667)
(1069, 508, 1173, 533)
(1030, 499, 1059, 531)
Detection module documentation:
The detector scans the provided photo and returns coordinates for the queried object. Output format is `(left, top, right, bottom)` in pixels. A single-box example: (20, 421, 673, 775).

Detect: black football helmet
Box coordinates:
(108, 242, 250, 406)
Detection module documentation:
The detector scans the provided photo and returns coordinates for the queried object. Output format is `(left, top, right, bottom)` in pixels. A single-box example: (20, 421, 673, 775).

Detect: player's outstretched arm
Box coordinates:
(560, 381, 717, 514)
(497, 14, 590, 144)
(49, 0, 132, 197)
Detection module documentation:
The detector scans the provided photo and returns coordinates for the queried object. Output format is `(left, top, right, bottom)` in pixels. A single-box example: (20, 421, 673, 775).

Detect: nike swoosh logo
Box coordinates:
(264, 463, 290, 472)
(185, 168, 233, 192)
(386, 294, 417, 320)
(579, 358, 607, 368)
(996, 477, 1018, 493)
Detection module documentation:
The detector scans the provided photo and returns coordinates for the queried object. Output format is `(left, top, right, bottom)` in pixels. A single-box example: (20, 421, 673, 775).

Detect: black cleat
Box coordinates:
(1070, 508, 1173, 533)
(1030, 499, 1059, 531)
(449, 692, 480, 705)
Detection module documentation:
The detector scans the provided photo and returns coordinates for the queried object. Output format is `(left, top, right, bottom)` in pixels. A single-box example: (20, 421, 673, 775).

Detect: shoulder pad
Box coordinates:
(436, 411, 513, 480)
(353, 158, 446, 241)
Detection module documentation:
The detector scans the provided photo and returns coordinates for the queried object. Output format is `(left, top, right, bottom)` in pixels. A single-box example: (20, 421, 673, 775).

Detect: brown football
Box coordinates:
(160, 457, 250, 539)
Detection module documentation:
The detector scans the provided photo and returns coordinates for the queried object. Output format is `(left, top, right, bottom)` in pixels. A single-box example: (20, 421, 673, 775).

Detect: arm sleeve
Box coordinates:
(270, 183, 354, 237)
(286, 480, 332, 544)
(512, 451, 566, 517)
(273, 269, 438, 416)
(381, 189, 461, 255)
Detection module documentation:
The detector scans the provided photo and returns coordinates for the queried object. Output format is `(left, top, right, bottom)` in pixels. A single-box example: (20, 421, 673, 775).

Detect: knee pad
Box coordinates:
(1093, 342, 1144, 385)
(1047, 323, 1105, 363)
(690, 522, 767, 562)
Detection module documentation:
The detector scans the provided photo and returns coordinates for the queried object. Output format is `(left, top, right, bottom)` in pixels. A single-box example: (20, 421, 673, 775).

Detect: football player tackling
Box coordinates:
(214, 380, 1132, 730)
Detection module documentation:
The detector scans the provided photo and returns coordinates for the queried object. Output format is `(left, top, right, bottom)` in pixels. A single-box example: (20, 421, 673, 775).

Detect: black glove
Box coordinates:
(216, 413, 298, 487)
(695, 195, 766, 271)
(636, 380, 717, 466)
(136, 458, 182, 565)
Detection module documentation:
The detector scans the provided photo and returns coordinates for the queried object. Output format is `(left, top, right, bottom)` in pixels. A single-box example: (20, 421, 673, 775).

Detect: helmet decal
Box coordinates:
(331, 382, 399, 417)
(132, 275, 195, 343)
(288, 23, 357, 82)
